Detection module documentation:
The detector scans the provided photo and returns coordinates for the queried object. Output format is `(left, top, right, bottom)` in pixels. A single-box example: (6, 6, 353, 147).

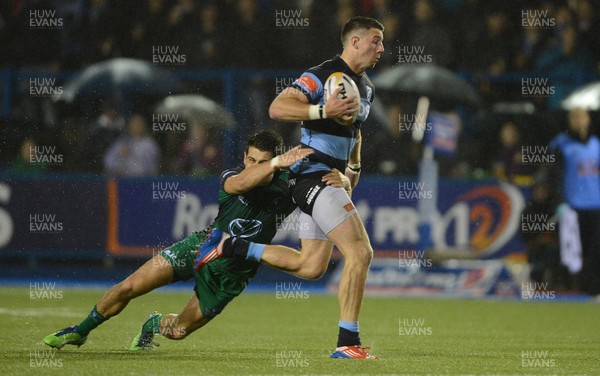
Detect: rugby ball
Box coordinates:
(324, 72, 360, 126)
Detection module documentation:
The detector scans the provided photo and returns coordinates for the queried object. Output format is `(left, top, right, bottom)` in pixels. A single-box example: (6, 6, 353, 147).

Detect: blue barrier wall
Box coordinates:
(0, 174, 529, 260)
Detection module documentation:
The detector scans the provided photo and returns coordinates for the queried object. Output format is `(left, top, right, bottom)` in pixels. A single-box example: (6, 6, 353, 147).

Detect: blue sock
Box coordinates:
(339, 320, 359, 333)
(246, 242, 266, 262)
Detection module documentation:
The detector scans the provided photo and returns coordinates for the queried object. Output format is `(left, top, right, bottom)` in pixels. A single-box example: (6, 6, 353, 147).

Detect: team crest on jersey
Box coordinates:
(229, 218, 263, 238)
(365, 86, 372, 102)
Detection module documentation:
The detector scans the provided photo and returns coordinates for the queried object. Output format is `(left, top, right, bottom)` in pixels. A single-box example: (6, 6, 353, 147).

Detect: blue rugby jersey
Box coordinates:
(549, 132, 600, 210)
(289, 55, 375, 174)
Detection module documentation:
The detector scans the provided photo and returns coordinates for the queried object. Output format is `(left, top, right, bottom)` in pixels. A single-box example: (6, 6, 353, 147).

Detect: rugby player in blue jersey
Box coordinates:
(197, 16, 384, 359)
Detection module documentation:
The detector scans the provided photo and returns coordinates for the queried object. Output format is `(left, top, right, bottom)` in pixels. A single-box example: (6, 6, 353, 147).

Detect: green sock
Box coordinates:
(143, 313, 163, 335)
(76, 305, 108, 336)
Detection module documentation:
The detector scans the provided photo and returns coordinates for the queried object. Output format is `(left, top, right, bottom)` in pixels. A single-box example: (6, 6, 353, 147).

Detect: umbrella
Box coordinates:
(372, 65, 481, 107)
(56, 58, 180, 103)
(373, 65, 480, 252)
(561, 82, 600, 110)
(155, 94, 236, 129)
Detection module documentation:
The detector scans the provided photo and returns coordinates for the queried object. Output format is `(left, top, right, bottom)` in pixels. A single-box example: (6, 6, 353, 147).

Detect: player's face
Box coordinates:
(243, 146, 275, 185)
(357, 28, 384, 70)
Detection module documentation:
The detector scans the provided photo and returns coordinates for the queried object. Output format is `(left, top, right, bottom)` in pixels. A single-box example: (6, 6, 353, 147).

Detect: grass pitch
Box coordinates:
(1, 286, 598, 375)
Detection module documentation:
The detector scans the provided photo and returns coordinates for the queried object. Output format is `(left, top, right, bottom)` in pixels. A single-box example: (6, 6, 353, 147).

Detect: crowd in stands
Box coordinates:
(2, 0, 599, 73)
(1, 0, 599, 178)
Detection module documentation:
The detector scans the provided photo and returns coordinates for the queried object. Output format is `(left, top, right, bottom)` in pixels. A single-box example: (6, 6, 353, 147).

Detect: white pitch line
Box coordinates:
(0, 307, 81, 318)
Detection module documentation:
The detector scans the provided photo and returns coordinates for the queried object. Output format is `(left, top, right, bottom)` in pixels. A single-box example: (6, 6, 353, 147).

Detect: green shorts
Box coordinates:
(159, 229, 254, 320)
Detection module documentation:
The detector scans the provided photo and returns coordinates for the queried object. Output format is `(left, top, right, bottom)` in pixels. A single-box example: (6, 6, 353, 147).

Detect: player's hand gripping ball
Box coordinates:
(324, 72, 360, 126)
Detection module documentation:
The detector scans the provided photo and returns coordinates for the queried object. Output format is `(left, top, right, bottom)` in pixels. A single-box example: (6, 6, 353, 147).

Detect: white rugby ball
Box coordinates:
(324, 72, 360, 126)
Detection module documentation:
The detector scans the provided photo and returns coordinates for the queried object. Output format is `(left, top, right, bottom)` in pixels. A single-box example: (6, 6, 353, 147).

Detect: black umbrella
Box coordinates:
(372, 65, 481, 107)
(155, 95, 236, 129)
(55, 58, 180, 103)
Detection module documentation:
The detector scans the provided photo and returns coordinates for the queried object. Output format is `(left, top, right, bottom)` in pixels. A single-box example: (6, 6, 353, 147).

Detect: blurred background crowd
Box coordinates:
(0, 0, 599, 180)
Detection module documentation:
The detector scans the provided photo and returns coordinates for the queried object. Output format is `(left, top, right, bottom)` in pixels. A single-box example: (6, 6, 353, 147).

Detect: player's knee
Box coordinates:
(345, 242, 373, 267)
(300, 264, 327, 280)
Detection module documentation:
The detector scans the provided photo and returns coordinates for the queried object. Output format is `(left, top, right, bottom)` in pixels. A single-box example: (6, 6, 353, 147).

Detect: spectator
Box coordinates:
(409, 0, 454, 67)
(78, 103, 125, 173)
(8, 138, 47, 174)
(465, 7, 514, 74)
(79, 0, 120, 66)
(174, 122, 222, 177)
(120, 0, 168, 60)
(4, 0, 61, 68)
(548, 108, 600, 297)
(222, 0, 275, 68)
(104, 114, 160, 177)
(185, 3, 223, 69)
(364, 105, 420, 176)
(575, 0, 600, 70)
(513, 10, 550, 71)
(521, 182, 569, 290)
(492, 121, 535, 186)
(311, 0, 356, 61)
(534, 24, 594, 110)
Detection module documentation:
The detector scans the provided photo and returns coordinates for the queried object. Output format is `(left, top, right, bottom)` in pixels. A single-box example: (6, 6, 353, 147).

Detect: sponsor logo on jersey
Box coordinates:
(229, 218, 263, 238)
(238, 196, 249, 205)
(358, 98, 371, 122)
(305, 185, 322, 205)
(295, 75, 319, 94)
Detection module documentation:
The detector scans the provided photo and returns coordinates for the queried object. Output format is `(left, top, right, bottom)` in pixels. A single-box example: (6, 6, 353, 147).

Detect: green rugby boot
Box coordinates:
(129, 311, 162, 350)
(43, 325, 87, 349)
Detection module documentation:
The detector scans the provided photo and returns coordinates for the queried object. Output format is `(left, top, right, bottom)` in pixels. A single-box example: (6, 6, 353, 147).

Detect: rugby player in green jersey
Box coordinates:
(43, 131, 349, 350)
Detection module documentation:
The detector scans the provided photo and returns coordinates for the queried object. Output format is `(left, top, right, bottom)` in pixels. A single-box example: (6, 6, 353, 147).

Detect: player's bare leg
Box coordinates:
(325, 213, 372, 322)
(159, 293, 210, 340)
(260, 239, 333, 280)
(44, 255, 174, 349)
(325, 212, 376, 359)
(97, 255, 174, 318)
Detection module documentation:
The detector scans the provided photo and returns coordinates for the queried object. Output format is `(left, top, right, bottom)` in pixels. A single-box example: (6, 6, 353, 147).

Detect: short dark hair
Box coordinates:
(341, 16, 384, 45)
(246, 130, 283, 157)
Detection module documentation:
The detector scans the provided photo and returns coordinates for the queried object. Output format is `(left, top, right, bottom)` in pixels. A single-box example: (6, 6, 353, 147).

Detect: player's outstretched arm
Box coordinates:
(269, 86, 359, 123)
(224, 146, 313, 195)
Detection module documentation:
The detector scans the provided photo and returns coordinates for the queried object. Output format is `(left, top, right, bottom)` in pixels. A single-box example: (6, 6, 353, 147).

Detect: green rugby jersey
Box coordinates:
(209, 167, 297, 277)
